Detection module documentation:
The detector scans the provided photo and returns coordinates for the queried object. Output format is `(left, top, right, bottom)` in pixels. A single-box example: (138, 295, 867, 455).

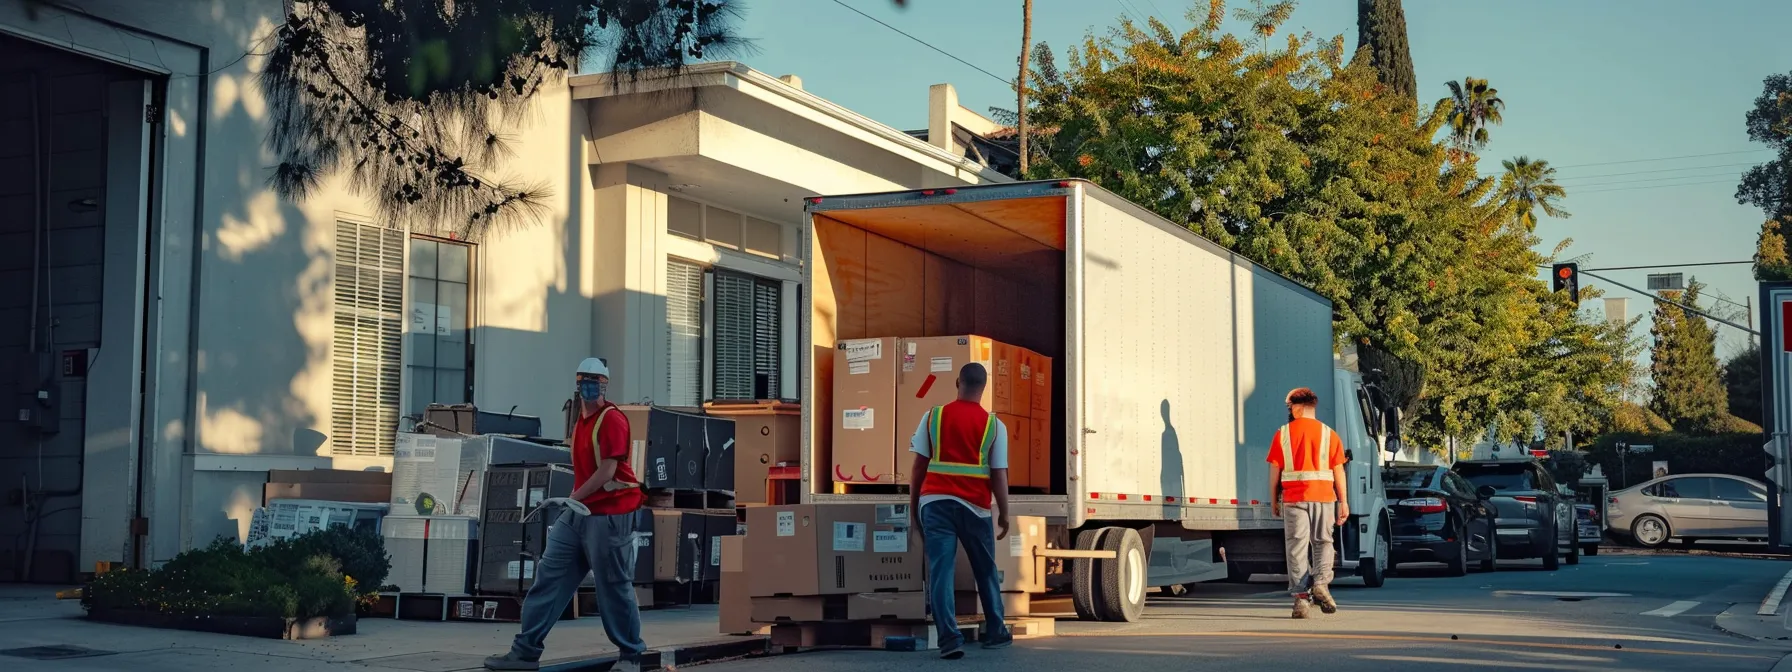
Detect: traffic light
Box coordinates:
(1552, 263, 1580, 303)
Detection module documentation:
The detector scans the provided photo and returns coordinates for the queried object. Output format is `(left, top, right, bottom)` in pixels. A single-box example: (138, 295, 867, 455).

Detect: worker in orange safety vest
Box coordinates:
(1267, 386, 1350, 619)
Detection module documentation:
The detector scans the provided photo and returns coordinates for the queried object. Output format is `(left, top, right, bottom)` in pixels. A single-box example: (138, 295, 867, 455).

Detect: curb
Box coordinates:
(1762, 568, 1792, 616)
(543, 636, 770, 672)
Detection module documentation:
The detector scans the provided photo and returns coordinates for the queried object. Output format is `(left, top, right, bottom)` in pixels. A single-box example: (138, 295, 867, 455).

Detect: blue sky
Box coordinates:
(733, 0, 1792, 360)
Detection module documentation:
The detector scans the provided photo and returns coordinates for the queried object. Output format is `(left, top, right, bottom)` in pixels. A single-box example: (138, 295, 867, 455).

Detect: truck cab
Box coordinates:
(1332, 367, 1393, 586)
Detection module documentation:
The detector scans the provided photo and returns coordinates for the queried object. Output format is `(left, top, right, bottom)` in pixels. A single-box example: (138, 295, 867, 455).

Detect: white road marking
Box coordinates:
(1757, 567, 1792, 616)
(1642, 600, 1700, 617)
(1492, 590, 1631, 598)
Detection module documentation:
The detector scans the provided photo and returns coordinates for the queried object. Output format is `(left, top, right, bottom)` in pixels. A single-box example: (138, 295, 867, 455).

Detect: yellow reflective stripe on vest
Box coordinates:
(928, 406, 994, 478)
(1278, 423, 1335, 482)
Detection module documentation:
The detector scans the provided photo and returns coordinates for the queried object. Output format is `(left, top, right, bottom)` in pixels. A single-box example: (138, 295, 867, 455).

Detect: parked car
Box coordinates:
(1385, 464, 1498, 576)
(1575, 504, 1601, 556)
(1451, 459, 1579, 569)
(1606, 474, 1768, 548)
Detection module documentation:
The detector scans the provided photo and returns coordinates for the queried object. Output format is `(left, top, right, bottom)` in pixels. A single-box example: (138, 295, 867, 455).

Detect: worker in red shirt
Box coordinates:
(909, 362, 1013, 660)
(1266, 387, 1349, 619)
(488, 358, 646, 672)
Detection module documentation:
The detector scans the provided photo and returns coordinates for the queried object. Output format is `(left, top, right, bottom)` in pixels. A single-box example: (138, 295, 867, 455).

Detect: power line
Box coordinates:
(1573, 178, 1738, 195)
(1582, 261, 1753, 272)
(827, 0, 1012, 86)
(1565, 171, 1745, 190)
(1579, 269, 1759, 336)
(1552, 149, 1771, 171)
(1554, 161, 1763, 182)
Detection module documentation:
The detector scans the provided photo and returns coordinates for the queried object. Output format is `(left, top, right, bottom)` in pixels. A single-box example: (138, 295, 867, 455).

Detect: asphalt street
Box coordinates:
(708, 551, 1792, 672)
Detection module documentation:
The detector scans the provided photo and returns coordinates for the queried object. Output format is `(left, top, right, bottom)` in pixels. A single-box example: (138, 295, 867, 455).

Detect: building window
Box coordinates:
(332, 221, 405, 457)
(666, 258, 705, 407)
(405, 237, 475, 418)
(712, 270, 781, 400)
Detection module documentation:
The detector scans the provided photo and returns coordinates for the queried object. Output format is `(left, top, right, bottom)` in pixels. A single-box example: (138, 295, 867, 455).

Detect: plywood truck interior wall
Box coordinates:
(807, 196, 1068, 495)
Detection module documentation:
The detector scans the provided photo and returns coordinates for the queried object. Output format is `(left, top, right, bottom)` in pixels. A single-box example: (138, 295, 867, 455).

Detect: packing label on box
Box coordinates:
(654, 457, 670, 483)
(873, 527, 908, 553)
(834, 522, 866, 552)
(1010, 534, 1025, 557)
(507, 560, 536, 580)
(1021, 363, 1032, 381)
(842, 408, 874, 431)
(528, 487, 545, 507)
(848, 361, 871, 375)
(842, 339, 884, 362)
(633, 530, 653, 549)
(776, 511, 796, 536)
(875, 504, 909, 524)
(930, 357, 954, 373)
(711, 535, 723, 566)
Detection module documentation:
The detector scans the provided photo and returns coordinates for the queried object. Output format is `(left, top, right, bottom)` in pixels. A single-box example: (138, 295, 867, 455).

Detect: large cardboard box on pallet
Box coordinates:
(896, 337, 995, 454)
(996, 413, 1031, 487)
(833, 338, 901, 484)
(718, 536, 765, 635)
(745, 504, 921, 597)
(993, 341, 1029, 416)
(651, 509, 704, 583)
(951, 515, 1046, 593)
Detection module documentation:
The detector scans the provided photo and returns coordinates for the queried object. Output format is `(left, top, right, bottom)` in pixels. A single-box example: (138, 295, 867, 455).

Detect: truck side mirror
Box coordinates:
(1476, 485, 1497, 500)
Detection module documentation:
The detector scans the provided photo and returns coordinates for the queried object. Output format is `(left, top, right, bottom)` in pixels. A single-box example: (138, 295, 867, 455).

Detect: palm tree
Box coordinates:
(1498, 156, 1570, 230)
(1018, 0, 1033, 176)
(1443, 77, 1504, 162)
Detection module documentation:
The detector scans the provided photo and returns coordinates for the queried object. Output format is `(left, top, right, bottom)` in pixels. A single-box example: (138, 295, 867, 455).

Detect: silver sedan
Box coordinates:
(1606, 473, 1768, 548)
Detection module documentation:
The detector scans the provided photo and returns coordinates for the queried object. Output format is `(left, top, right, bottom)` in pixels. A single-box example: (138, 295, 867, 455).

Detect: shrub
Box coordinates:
(82, 526, 379, 621)
(1585, 432, 1769, 488)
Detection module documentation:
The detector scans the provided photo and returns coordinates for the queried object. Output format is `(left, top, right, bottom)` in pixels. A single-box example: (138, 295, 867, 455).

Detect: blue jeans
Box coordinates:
(510, 509, 645, 662)
(921, 500, 1008, 649)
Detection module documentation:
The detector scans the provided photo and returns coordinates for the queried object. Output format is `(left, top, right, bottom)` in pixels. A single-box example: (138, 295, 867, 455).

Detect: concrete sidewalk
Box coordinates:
(0, 586, 764, 671)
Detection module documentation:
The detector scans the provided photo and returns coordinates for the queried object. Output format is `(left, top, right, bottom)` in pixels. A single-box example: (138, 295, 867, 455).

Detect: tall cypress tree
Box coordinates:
(1356, 0, 1417, 107)
(1649, 280, 1730, 433)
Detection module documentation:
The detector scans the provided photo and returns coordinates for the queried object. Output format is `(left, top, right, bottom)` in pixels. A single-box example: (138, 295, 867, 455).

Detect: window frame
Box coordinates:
(330, 219, 406, 457)
(401, 234, 479, 420)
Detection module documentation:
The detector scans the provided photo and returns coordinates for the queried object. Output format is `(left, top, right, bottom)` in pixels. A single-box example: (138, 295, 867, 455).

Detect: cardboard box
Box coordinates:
(846, 591, 927, 620)
(993, 342, 1029, 416)
(751, 595, 843, 623)
(996, 413, 1030, 487)
(1028, 416, 1051, 490)
(708, 402, 801, 505)
(718, 536, 759, 634)
(675, 412, 707, 489)
(617, 406, 655, 487)
(896, 336, 995, 464)
(832, 338, 901, 484)
(952, 515, 1046, 593)
(745, 504, 922, 597)
(1028, 351, 1053, 417)
(652, 509, 704, 583)
(1003, 591, 1030, 617)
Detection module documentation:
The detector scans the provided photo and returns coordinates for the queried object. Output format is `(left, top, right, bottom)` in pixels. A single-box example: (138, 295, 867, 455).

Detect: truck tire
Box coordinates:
(1071, 528, 1107, 621)
(1096, 527, 1147, 622)
(1359, 525, 1389, 588)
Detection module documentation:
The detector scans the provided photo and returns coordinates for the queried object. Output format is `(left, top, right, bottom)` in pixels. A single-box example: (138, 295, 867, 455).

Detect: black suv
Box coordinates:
(1451, 459, 1579, 570)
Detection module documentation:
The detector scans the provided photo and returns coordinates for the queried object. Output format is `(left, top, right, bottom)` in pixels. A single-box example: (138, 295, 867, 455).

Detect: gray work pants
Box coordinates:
(1282, 501, 1336, 596)
(509, 509, 645, 663)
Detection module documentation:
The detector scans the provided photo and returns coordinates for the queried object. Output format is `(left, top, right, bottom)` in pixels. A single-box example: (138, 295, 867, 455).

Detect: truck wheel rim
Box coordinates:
(1637, 519, 1665, 545)
(1376, 533, 1390, 573)
(1126, 546, 1146, 606)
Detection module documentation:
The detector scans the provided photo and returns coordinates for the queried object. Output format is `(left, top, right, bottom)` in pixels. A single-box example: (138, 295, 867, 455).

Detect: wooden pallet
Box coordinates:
(831, 482, 908, 495)
(646, 488, 735, 510)
(765, 616, 1053, 653)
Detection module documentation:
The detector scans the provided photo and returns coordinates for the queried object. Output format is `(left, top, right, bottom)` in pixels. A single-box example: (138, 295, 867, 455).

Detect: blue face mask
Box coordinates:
(578, 379, 606, 402)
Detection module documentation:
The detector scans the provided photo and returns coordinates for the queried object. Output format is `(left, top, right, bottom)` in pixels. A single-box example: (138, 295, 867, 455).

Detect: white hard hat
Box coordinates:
(575, 357, 609, 377)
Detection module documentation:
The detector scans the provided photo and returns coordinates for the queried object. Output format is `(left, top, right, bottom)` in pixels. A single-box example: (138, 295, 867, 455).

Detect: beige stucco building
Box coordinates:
(0, 0, 1011, 582)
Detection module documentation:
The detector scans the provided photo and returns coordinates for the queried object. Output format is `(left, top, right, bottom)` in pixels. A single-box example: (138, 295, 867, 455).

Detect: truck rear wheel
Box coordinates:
(1095, 527, 1147, 622)
(1359, 525, 1390, 588)
(1071, 528, 1107, 621)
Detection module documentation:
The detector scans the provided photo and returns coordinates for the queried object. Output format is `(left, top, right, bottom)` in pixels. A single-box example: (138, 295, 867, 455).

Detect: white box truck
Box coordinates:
(799, 180, 1397, 622)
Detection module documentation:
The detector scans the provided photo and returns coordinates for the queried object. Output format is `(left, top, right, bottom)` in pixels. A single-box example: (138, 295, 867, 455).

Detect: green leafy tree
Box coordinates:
(1021, 1, 1633, 450)
(1649, 280, 1730, 432)
(1724, 343, 1763, 427)
(264, 0, 745, 239)
(1497, 156, 1571, 231)
(1442, 77, 1503, 163)
(1737, 72, 1792, 219)
(1355, 0, 1416, 106)
(1755, 216, 1792, 281)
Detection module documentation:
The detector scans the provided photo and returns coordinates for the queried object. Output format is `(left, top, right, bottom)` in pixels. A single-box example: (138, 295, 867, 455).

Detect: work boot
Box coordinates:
(1291, 596, 1311, 619)
(483, 652, 539, 671)
(1311, 584, 1338, 614)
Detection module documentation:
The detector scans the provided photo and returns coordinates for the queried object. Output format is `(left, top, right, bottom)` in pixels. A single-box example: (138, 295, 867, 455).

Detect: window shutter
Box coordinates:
(712, 271, 756, 400)
(753, 279, 781, 399)
(666, 259, 705, 407)
(332, 222, 405, 456)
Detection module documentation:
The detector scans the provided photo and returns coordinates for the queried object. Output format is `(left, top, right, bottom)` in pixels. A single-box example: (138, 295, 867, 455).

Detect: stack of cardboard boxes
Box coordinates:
(831, 336, 1052, 489)
(719, 502, 1046, 642)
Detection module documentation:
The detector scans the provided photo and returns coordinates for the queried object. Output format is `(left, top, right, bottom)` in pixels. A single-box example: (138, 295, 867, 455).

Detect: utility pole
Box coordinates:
(1017, 0, 1032, 177)
(1748, 295, 1757, 348)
